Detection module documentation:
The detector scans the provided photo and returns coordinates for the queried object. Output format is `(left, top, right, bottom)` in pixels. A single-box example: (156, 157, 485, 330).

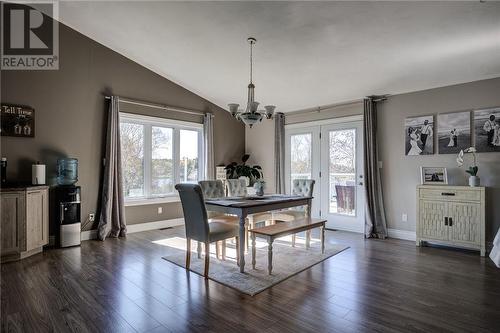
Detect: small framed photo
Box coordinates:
(420, 167, 448, 185)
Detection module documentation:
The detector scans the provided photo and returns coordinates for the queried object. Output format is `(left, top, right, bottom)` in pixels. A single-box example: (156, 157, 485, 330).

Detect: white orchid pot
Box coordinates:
(469, 176, 480, 187)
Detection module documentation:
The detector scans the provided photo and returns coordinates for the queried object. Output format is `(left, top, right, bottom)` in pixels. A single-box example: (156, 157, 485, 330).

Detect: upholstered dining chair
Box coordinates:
(175, 183, 240, 278)
(226, 178, 273, 249)
(272, 179, 315, 246)
(199, 180, 239, 259)
(226, 178, 248, 197)
(199, 180, 232, 219)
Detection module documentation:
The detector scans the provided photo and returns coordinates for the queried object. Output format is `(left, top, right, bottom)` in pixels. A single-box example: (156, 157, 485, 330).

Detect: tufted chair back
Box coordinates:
(175, 184, 209, 242)
(199, 180, 225, 199)
(292, 179, 315, 197)
(227, 179, 248, 197)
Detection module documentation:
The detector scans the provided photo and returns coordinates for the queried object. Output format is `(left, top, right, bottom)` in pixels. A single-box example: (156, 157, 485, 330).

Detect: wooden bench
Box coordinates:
(249, 217, 327, 275)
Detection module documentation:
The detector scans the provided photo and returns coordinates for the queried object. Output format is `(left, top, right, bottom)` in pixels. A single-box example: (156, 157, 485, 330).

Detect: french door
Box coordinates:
(285, 119, 364, 233)
(284, 126, 321, 217)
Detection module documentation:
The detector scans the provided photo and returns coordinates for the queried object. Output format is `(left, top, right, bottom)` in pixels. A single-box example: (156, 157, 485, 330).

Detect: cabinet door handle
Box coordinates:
(449, 218, 453, 226)
(444, 217, 448, 226)
(441, 192, 456, 196)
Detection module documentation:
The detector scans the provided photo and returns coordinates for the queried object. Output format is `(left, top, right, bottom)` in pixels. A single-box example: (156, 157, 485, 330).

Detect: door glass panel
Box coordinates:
(179, 129, 199, 183)
(329, 129, 356, 216)
(290, 133, 312, 189)
(152, 126, 174, 195)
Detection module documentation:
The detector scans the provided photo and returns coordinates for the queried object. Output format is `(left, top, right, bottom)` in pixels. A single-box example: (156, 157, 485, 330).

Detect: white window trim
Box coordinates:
(124, 195, 180, 207)
(120, 112, 204, 203)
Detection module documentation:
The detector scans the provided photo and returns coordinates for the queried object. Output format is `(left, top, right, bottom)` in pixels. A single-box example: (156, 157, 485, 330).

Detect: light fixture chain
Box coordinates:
(250, 40, 253, 84)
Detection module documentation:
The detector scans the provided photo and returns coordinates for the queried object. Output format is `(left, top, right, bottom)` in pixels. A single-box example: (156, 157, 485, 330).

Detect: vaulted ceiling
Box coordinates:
(58, 1, 500, 112)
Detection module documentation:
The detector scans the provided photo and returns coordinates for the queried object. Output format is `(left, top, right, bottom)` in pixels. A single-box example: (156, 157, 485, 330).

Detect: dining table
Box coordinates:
(205, 194, 312, 273)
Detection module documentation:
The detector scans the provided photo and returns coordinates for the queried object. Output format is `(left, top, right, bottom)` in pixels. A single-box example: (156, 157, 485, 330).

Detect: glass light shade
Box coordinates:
(249, 101, 260, 113)
(264, 105, 276, 119)
(228, 103, 239, 117)
(240, 112, 263, 128)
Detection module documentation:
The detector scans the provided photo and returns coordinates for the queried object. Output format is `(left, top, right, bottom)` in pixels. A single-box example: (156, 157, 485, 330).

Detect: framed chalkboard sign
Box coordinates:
(1, 104, 35, 137)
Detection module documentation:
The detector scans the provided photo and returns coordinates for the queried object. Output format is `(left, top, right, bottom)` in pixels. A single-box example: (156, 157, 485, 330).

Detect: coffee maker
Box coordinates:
(55, 186, 81, 247)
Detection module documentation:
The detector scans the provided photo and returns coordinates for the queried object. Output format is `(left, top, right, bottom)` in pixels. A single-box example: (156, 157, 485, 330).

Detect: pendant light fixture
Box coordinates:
(228, 37, 276, 128)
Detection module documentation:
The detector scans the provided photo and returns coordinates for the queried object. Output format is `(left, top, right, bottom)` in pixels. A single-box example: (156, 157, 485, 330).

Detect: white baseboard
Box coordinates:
(81, 229, 98, 241)
(387, 228, 416, 241)
(81, 218, 184, 241)
(127, 218, 184, 233)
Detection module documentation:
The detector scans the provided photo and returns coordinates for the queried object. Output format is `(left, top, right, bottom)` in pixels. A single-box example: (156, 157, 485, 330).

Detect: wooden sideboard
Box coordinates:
(1, 185, 49, 262)
(416, 185, 485, 256)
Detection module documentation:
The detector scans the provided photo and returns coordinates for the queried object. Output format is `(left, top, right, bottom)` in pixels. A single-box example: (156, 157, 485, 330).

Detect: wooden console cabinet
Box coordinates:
(1, 186, 49, 262)
(416, 185, 485, 256)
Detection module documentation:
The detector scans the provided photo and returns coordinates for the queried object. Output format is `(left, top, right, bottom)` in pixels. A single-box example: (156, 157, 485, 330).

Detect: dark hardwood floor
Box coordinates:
(2, 228, 499, 333)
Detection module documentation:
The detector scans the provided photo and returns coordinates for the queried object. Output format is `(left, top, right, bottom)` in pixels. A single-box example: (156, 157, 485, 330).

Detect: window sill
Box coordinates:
(124, 196, 180, 207)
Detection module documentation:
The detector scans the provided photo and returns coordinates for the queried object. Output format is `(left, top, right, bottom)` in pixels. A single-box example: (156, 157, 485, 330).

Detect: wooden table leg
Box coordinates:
(305, 230, 311, 249)
(239, 211, 247, 273)
(222, 240, 226, 260)
(305, 199, 312, 249)
(235, 237, 240, 266)
(197, 241, 202, 259)
(268, 237, 274, 275)
(251, 233, 256, 269)
(320, 225, 325, 254)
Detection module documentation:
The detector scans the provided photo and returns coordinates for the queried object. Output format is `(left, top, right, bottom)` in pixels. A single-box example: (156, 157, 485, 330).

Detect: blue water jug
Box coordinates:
(57, 158, 78, 185)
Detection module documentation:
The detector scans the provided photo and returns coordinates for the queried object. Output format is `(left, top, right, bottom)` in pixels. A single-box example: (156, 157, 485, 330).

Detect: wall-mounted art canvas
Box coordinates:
(0, 104, 35, 137)
(474, 107, 500, 152)
(437, 111, 470, 154)
(404, 115, 434, 156)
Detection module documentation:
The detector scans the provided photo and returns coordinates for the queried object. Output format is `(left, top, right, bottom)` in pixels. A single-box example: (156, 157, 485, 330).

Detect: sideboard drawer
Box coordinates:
(419, 188, 481, 202)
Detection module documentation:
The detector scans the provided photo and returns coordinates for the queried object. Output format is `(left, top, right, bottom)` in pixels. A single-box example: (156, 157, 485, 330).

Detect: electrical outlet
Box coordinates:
(158, 207, 163, 214)
(89, 213, 95, 222)
(402, 213, 408, 222)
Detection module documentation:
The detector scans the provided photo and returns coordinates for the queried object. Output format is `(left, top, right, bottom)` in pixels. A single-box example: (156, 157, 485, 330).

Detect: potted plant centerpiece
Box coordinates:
(457, 147, 480, 187)
(224, 154, 263, 187)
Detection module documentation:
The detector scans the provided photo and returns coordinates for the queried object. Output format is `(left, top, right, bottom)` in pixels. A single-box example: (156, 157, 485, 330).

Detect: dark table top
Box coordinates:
(205, 194, 312, 208)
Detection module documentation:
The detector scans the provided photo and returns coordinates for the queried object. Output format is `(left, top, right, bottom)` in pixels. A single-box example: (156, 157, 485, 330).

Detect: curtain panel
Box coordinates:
(98, 96, 127, 240)
(274, 112, 286, 194)
(363, 98, 388, 239)
(203, 113, 215, 180)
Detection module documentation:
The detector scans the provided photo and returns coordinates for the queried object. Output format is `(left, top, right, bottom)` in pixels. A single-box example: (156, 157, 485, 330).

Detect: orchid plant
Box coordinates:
(457, 147, 478, 176)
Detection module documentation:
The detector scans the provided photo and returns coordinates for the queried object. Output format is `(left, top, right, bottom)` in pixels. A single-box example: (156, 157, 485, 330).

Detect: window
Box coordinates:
(120, 113, 203, 201)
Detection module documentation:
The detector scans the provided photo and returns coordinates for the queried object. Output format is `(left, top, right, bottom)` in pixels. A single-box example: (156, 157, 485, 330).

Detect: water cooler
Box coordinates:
(55, 186, 81, 247)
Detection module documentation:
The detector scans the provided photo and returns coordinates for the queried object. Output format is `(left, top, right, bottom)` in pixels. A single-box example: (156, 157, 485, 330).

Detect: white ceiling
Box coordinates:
(58, 1, 500, 112)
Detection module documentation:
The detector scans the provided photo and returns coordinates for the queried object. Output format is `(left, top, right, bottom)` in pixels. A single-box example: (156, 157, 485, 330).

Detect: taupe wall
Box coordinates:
(0, 22, 245, 230)
(378, 77, 500, 241)
(245, 119, 276, 193)
(247, 78, 500, 242)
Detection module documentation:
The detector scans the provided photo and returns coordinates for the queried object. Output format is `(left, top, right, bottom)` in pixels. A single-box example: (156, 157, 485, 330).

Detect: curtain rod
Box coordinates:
(286, 99, 364, 117)
(104, 96, 212, 117)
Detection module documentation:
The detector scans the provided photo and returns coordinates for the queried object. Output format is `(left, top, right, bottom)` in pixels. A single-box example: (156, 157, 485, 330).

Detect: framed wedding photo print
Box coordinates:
(405, 115, 434, 156)
(438, 111, 471, 154)
(420, 167, 448, 185)
(474, 107, 500, 153)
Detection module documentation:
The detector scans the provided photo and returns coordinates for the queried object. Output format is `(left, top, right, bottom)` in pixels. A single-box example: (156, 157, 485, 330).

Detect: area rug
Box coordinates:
(160, 234, 348, 296)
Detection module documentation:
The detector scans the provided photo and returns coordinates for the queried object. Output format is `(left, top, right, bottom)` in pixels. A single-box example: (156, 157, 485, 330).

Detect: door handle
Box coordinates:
(358, 182, 364, 186)
(444, 217, 448, 226)
(449, 218, 453, 227)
